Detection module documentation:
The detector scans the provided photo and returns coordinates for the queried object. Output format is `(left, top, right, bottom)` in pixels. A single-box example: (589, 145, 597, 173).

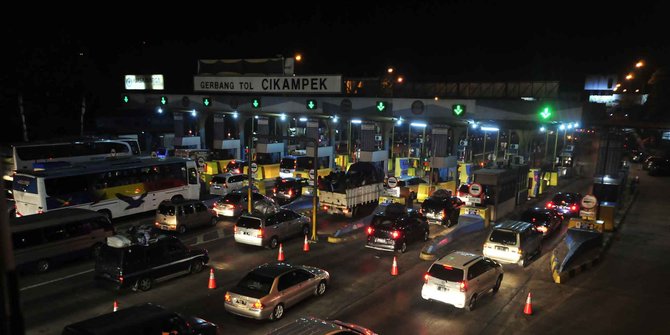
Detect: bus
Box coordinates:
(12, 157, 200, 219)
(11, 138, 140, 172)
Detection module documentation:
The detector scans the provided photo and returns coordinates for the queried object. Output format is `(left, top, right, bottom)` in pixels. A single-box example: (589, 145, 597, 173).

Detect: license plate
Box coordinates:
(375, 238, 386, 243)
(235, 299, 246, 305)
(438, 285, 448, 291)
(495, 246, 508, 251)
(161, 224, 169, 229)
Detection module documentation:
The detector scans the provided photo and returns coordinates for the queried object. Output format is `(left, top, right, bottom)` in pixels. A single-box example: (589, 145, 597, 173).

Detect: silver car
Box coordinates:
(212, 190, 271, 218)
(224, 262, 330, 320)
(234, 209, 311, 249)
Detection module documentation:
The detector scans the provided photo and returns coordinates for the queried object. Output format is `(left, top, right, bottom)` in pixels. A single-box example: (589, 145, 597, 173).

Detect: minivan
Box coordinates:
(234, 209, 311, 249)
(61, 303, 219, 335)
(482, 220, 543, 267)
(209, 173, 249, 196)
(155, 199, 217, 234)
(11, 208, 114, 272)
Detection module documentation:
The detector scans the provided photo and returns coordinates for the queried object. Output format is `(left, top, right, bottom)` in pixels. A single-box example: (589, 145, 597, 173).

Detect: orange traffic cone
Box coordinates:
(391, 256, 399, 276)
(278, 243, 285, 261)
(208, 268, 217, 289)
(113, 300, 119, 312)
(303, 235, 310, 252)
(523, 292, 533, 315)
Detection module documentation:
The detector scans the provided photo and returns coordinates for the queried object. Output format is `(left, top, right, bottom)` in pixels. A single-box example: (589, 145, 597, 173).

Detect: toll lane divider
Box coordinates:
(419, 215, 486, 261)
(327, 218, 368, 243)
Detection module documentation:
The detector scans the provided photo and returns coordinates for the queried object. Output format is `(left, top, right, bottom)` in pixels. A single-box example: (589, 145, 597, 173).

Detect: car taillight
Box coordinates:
(546, 202, 554, 209)
(273, 187, 277, 194)
(459, 280, 468, 292)
(37, 210, 44, 214)
(154, 221, 160, 227)
(223, 183, 228, 189)
(224, 293, 231, 302)
(440, 209, 446, 220)
(257, 229, 263, 238)
(571, 204, 578, 212)
(367, 226, 374, 235)
(537, 226, 548, 233)
(119, 276, 124, 284)
(419, 208, 423, 214)
(424, 273, 430, 283)
(233, 226, 237, 233)
(323, 205, 329, 210)
(391, 230, 400, 239)
(288, 189, 294, 197)
(209, 181, 212, 185)
(252, 301, 263, 310)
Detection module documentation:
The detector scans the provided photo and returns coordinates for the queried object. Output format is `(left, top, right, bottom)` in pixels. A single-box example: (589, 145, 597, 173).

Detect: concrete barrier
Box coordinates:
(419, 215, 486, 260)
(327, 203, 389, 243)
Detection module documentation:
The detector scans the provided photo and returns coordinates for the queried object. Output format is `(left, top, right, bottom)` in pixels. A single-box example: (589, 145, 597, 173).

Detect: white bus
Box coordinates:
(12, 157, 200, 219)
(10, 138, 140, 172)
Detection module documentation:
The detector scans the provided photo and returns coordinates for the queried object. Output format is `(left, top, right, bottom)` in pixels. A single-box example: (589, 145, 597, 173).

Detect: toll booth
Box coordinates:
(426, 156, 459, 197)
(256, 142, 284, 180)
(394, 157, 421, 177)
(212, 139, 241, 160)
(473, 168, 518, 221)
(457, 162, 474, 186)
(509, 164, 529, 205)
(174, 136, 201, 149)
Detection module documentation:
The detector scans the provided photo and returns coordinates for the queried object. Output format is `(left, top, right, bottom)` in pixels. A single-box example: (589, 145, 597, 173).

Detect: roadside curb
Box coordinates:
(551, 189, 638, 284)
(327, 234, 361, 243)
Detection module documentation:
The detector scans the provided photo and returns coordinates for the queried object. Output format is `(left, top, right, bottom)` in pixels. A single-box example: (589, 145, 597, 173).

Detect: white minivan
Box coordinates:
(209, 173, 249, 196)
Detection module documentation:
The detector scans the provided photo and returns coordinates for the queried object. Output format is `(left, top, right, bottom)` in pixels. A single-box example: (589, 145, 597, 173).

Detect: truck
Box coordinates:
(318, 161, 385, 217)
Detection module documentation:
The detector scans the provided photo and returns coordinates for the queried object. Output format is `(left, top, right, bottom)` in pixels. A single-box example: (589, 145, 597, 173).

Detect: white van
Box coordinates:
(209, 173, 249, 196)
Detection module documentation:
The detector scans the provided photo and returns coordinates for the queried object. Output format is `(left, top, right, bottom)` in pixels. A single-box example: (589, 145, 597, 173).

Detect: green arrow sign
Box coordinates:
(123, 95, 129, 103)
(307, 99, 316, 109)
(203, 98, 211, 107)
(252, 98, 260, 108)
(376, 101, 387, 112)
(160, 96, 167, 105)
(452, 104, 465, 116)
(540, 107, 551, 120)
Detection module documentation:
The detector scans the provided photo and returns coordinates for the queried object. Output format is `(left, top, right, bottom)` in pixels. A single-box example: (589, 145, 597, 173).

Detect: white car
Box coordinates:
(421, 250, 503, 311)
(209, 173, 249, 196)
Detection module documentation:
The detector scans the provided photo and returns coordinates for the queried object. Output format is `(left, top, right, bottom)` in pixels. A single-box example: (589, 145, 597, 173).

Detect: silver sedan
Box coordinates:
(224, 262, 330, 321)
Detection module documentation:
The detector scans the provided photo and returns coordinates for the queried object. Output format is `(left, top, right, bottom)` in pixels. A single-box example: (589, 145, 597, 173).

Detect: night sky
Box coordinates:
(3, 1, 669, 143)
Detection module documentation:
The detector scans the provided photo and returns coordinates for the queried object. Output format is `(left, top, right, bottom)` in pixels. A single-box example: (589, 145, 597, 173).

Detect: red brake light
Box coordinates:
(119, 276, 124, 284)
(459, 280, 468, 292)
(571, 204, 578, 212)
(233, 226, 237, 233)
(367, 226, 374, 235)
(224, 292, 231, 302)
(288, 189, 294, 197)
(257, 228, 263, 238)
(424, 273, 429, 283)
(392, 230, 400, 239)
(546, 202, 554, 209)
(443, 265, 453, 270)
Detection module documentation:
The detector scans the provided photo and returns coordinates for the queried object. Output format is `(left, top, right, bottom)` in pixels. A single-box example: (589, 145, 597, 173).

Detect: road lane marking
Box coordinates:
(20, 269, 94, 291)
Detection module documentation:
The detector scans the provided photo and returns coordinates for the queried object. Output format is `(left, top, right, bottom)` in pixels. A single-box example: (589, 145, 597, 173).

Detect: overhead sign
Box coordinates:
(581, 194, 598, 209)
(125, 74, 164, 90)
(194, 75, 342, 93)
(387, 176, 398, 188)
(469, 183, 482, 197)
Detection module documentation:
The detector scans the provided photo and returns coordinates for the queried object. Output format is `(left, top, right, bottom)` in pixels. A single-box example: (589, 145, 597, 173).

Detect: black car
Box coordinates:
(225, 159, 247, 174)
(519, 207, 563, 237)
(95, 235, 209, 291)
(365, 203, 429, 253)
(272, 177, 309, 205)
(62, 303, 219, 335)
(420, 189, 463, 227)
(546, 192, 582, 217)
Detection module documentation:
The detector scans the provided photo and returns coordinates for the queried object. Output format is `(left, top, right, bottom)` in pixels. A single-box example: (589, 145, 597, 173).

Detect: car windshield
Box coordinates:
(236, 216, 262, 229)
(428, 263, 464, 282)
(280, 158, 297, 169)
(221, 194, 243, 203)
(211, 176, 227, 184)
(553, 194, 575, 204)
(236, 272, 274, 294)
(521, 212, 549, 223)
(489, 230, 517, 245)
(158, 204, 175, 216)
(422, 198, 447, 210)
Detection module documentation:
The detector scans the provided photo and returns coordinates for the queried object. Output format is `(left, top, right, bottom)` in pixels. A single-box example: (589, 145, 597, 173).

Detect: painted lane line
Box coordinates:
(20, 269, 94, 291)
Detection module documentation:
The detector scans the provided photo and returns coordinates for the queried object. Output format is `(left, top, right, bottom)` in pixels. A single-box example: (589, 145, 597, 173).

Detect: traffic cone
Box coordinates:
(278, 243, 285, 261)
(208, 268, 217, 290)
(391, 256, 399, 276)
(113, 300, 119, 312)
(523, 292, 533, 315)
(303, 235, 310, 252)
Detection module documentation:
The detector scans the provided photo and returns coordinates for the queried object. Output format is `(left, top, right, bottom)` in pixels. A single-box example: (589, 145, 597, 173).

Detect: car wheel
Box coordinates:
(190, 260, 204, 273)
(315, 280, 327, 296)
(136, 277, 153, 291)
(423, 230, 429, 241)
(270, 303, 284, 321)
(171, 195, 184, 202)
(36, 259, 50, 273)
(398, 241, 407, 253)
(268, 236, 279, 249)
(466, 294, 478, 311)
(492, 275, 503, 294)
(178, 225, 187, 234)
